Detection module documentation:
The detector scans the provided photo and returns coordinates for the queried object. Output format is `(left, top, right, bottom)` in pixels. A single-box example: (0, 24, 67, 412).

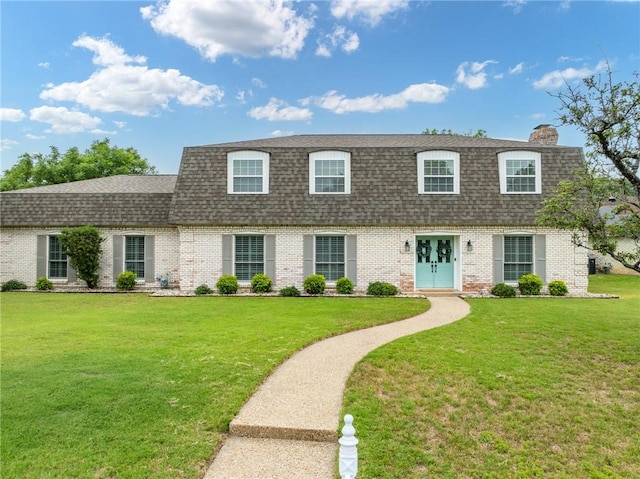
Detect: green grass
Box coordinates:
(0, 294, 429, 479)
(343, 274, 640, 479)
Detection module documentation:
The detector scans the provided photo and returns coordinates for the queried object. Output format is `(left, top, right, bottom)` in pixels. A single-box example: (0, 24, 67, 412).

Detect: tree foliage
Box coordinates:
(537, 65, 640, 273)
(0, 139, 157, 191)
(422, 128, 488, 137)
(59, 225, 105, 289)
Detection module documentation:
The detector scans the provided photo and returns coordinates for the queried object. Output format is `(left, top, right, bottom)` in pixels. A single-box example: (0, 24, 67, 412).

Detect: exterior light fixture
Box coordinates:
(404, 240, 411, 252)
(466, 239, 473, 252)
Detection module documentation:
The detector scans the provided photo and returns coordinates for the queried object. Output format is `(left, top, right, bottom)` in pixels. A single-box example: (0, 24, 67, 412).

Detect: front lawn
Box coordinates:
(343, 274, 640, 479)
(0, 294, 429, 479)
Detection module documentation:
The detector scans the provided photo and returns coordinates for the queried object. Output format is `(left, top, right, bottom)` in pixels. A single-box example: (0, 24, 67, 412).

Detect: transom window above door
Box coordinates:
(227, 150, 270, 194)
(309, 151, 351, 194)
(417, 150, 460, 194)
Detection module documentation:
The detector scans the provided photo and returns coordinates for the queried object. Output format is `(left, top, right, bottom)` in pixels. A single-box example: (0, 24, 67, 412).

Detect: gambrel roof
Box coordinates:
(169, 134, 583, 226)
(0, 134, 584, 228)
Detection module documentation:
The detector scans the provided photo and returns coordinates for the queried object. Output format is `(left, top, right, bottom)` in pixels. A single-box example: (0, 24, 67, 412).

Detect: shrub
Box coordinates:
(116, 271, 137, 291)
(303, 274, 326, 295)
(194, 284, 213, 295)
(1, 279, 28, 292)
(251, 273, 273, 294)
(490, 282, 516, 298)
(366, 282, 398, 296)
(518, 274, 543, 295)
(548, 280, 569, 297)
(279, 286, 301, 297)
(336, 277, 354, 294)
(60, 225, 104, 289)
(35, 277, 54, 291)
(216, 275, 238, 295)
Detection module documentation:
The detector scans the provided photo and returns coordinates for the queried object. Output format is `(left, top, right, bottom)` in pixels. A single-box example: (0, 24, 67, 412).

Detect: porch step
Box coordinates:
(415, 290, 462, 297)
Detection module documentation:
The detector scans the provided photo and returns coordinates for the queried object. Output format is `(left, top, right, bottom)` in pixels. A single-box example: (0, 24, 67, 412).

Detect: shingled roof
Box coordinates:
(169, 134, 583, 226)
(0, 175, 177, 227)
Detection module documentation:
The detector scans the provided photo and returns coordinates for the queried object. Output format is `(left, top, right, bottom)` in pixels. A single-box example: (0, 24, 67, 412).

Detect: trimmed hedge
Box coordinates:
(216, 275, 238, 295)
(366, 282, 398, 296)
(336, 277, 354, 294)
(303, 274, 326, 295)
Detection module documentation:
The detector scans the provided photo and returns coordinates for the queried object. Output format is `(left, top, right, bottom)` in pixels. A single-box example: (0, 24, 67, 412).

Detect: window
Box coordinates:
(504, 236, 533, 282)
(235, 235, 264, 282)
(498, 151, 541, 194)
(417, 151, 460, 194)
(125, 236, 145, 279)
(309, 151, 351, 194)
(315, 236, 345, 281)
(48, 236, 68, 279)
(227, 150, 269, 194)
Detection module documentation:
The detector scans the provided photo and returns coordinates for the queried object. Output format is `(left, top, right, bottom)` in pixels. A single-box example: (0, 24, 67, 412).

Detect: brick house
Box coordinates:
(0, 126, 589, 294)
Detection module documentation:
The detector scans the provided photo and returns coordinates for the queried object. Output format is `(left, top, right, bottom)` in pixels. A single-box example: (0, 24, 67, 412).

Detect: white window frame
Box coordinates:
(417, 150, 460, 194)
(309, 151, 351, 194)
(227, 150, 270, 194)
(124, 235, 146, 282)
(498, 151, 541, 194)
(234, 235, 265, 283)
(503, 235, 534, 283)
(314, 235, 346, 283)
(47, 235, 68, 281)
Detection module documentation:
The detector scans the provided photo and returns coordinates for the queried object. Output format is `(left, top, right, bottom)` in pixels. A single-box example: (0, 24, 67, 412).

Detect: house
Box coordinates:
(0, 126, 590, 294)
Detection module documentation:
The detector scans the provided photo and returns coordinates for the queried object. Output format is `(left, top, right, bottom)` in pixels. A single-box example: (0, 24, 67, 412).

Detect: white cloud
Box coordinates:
(29, 106, 105, 134)
(509, 62, 525, 74)
(310, 82, 449, 114)
(39, 35, 223, 116)
(316, 25, 360, 57)
(141, 0, 314, 61)
(252, 77, 267, 88)
(533, 60, 608, 89)
(0, 108, 26, 122)
(503, 0, 527, 13)
(38, 62, 51, 69)
(271, 129, 294, 137)
(1, 139, 18, 151)
(113, 121, 127, 129)
(248, 98, 313, 121)
(455, 60, 498, 89)
(25, 134, 46, 140)
(330, 0, 409, 26)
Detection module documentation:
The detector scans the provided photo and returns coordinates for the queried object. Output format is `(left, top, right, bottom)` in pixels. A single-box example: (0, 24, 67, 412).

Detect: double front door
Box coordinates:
(415, 236, 454, 289)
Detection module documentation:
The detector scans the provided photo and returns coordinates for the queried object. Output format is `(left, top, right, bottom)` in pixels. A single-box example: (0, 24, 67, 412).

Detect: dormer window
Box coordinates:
(417, 150, 460, 194)
(227, 150, 269, 194)
(498, 151, 541, 194)
(309, 151, 351, 194)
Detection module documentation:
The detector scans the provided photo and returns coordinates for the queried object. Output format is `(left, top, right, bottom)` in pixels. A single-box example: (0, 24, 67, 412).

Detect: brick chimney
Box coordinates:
(529, 124, 559, 145)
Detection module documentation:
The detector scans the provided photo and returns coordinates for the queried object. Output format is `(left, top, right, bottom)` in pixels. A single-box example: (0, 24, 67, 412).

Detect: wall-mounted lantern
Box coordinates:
(404, 240, 411, 253)
(466, 239, 473, 252)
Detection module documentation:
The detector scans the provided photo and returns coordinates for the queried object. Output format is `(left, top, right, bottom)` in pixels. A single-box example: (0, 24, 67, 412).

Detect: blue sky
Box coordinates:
(1, 0, 638, 174)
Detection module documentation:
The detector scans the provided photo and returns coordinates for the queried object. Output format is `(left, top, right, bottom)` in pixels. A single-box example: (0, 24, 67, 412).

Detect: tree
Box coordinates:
(537, 66, 640, 273)
(0, 139, 157, 191)
(422, 128, 488, 137)
(59, 225, 105, 289)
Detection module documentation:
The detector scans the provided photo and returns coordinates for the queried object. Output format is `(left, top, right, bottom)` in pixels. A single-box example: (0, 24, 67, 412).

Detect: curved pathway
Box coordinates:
(204, 296, 470, 479)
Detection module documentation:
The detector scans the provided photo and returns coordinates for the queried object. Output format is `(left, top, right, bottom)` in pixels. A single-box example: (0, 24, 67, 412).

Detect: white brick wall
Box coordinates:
(177, 225, 589, 294)
(1, 225, 588, 293)
(0, 227, 180, 288)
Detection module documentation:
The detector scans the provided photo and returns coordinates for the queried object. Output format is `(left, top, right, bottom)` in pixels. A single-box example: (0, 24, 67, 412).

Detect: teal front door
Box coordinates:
(415, 236, 455, 289)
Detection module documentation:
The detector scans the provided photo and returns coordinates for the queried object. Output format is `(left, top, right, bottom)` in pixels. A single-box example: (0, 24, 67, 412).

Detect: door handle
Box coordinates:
(431, 262, 434, 272)
(434, 263, 438, 273)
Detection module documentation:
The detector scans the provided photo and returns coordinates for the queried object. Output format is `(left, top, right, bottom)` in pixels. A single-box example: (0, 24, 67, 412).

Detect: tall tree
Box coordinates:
(537, 66, 640, 273)
(0, 139, 157, 191)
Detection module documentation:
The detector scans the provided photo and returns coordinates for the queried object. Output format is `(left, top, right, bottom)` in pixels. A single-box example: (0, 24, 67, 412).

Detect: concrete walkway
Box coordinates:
(203, 296, 470, 479)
